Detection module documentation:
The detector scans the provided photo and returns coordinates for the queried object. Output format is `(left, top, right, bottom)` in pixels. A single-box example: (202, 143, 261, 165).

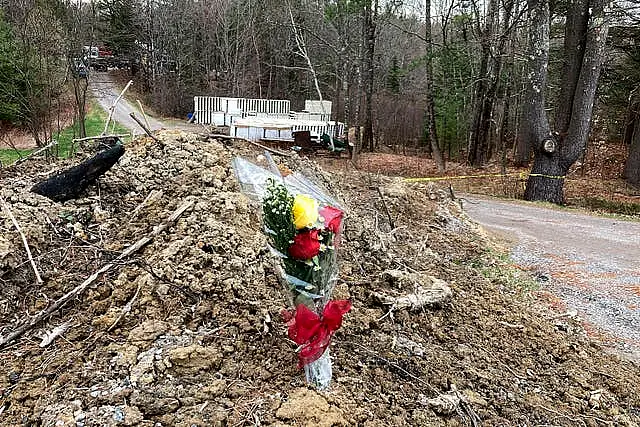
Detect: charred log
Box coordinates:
(31, 144, 125, 202)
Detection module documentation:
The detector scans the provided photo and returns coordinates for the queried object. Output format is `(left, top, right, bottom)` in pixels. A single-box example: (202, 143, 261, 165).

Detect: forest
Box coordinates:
(0, 0, 639, 201)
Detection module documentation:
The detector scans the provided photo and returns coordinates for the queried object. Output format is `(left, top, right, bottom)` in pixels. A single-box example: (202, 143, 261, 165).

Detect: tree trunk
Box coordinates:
(624, 111, 640, 186)
(499, 60, 513, 174)
(554, 0, 590, 134)
(622, 100, 639, 146)
(560, 0, 609, 167)
(362, 0, 377, 152)
(467, 0, 500, 166)
(514, 61, 531, 166)
(524, 0, 609, 204)
(467, 44, 491, 166)
(425, 0, 445, 172)
(73, 76, 88, 139)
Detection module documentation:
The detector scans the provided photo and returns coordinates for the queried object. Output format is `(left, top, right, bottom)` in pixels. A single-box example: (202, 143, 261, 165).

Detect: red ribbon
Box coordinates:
(282, 300, 352, 368)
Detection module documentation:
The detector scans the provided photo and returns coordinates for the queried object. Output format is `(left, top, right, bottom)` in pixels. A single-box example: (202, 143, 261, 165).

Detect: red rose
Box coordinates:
(289, 229, 321, 260)
(319, 206, 343, 234)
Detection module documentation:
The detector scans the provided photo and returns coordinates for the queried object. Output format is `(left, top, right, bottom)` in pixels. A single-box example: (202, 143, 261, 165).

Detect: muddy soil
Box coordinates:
(1, 131, 640, 426)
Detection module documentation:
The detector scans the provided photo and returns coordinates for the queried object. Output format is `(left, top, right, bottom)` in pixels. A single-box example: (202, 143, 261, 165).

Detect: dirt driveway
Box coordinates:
(90, 73, 166, 133)
(463, 195, 640, 358)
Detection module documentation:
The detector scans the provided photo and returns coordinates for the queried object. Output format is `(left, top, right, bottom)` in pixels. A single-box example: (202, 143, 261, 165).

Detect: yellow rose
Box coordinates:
(292, 194, 318, 229)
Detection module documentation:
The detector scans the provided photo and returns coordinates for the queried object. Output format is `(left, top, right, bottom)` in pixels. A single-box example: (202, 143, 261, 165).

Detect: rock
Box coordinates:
(40, 403, 75, 426)
(333, 282, 350, 300)
(374, 270, 452, 310)
(123, 406, 144, 426)
(0, 235, 17, 269)
(91, 307, 121, 329)
(75, 404, 145, 426)
(128, 321, 169, 344)
(168, 345, 221, 373)
(423, 391, 460, 416)
(276, 388, 347, 426)
(411, 409, 434, 425)
(461, 389, 489, 407)
(381, 179, 408, 198)
(130, 349, 157, 386)
(193, 380, 227, 400)
(130, 393, 180, 416)
(109, 344, 140, 367)
(393, 335, 426, 357)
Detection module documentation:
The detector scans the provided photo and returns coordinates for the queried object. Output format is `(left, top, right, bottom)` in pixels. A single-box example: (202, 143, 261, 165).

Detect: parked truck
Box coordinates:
(82, 45, 128, 71)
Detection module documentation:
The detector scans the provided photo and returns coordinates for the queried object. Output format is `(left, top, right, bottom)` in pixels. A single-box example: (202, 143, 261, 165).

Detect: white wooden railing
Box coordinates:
(193, 96, 291, 125)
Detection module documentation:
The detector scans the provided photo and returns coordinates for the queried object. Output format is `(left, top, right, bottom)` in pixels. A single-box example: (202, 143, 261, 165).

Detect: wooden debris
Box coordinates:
(376, 186, 396, 229)
(0, 197, 44, 285)
(0, 200, 194, 349)
(31, 144, 125, 202)
(39, 322, 71, 347)
(136, 99, 152, 130)
(108, 283, 142, 332)
(103, 80, 133, 135)
(72, 134, 129, 143)
(12, 140, 59, 166)
(129, 112, 159, 142)
(208, 133, 292, 157)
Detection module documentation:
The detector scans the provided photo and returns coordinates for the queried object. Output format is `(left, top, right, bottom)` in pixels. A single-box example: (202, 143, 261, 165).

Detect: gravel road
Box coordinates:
(463, 195, 640, 357)
(90, 73, 165, 133)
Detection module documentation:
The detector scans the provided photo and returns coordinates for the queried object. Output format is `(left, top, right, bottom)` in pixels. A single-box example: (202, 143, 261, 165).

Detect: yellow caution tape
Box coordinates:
(404, 171, 565, 183)
(528, 173, 566, 180)
(404, 172, 525, 183)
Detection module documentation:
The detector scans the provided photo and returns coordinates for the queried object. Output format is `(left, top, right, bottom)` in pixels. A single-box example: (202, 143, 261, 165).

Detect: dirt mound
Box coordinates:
(1, 131, 640, 426)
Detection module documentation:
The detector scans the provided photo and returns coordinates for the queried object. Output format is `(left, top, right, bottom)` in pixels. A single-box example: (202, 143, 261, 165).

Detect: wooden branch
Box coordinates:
(0, 197, 44, 285)
(103, 80, 133, 135)
(136, 99, 151, 130)
(128, 190, 163, 223)
(376, 187, 396, 230)
(72, 134, 128, 143)
(208, 133, 292, 157)
(0, 200, 194, 348)
(129, 112, 159, 142)
(12, 140, 59, 166)
(107, 283, 141, 332)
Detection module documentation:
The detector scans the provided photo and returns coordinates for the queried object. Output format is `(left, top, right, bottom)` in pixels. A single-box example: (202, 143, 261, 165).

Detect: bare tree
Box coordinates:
(523, 0, 610, 203)
(624, 92, 640, 186)
(425, 0, 445, 172)
(362, 0, 378, 152)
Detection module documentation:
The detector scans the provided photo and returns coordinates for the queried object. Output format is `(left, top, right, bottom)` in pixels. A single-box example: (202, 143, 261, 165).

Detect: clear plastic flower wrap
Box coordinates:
(233, 155, 350, 389)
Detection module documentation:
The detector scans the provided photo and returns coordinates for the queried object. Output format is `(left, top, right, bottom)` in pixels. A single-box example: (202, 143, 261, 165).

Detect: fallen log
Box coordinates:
(31, 143, 125, 202)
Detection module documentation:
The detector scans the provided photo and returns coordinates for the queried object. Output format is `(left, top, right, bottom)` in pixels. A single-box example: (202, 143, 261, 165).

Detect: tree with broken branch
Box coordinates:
(523, 0, 610, 204)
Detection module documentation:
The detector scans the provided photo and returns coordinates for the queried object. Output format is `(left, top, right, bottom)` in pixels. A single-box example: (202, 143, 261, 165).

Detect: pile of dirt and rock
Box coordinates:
(1, 130, 640, 426)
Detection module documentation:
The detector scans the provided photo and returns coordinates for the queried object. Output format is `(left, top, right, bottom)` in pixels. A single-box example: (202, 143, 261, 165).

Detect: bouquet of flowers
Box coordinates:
(233, 156, 351, 389)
